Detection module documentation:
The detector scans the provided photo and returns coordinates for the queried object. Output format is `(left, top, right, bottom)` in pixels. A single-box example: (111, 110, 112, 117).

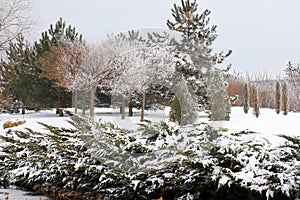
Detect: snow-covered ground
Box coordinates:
(0, 187, 50, 200)
(0, 106, 298, 147)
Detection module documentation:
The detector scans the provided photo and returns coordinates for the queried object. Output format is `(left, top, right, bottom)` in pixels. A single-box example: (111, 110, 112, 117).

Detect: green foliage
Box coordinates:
(5, 34, 57, 110)
(275, 81, 281, 114)
(0, 115, 299, 199)
(166, 0, 231, 110)
(243, 83, 249, 114)
(281, 82, 288, 115)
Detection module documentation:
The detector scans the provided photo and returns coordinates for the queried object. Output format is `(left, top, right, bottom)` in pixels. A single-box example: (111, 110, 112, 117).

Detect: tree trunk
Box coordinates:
(128, 102, 133, 117)
(90, 85, 95, 121)
(59, 108, 64, 117)
(121, 96, 125, 119)
(58, 89, 63, 117)
(21, 105, 25, 115)
(141, 92, 146, 121)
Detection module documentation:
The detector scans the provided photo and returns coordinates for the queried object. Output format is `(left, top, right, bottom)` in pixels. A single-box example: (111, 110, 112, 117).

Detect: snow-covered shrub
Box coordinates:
(209, 131, 300, 199)
(0, 113, 300, 199)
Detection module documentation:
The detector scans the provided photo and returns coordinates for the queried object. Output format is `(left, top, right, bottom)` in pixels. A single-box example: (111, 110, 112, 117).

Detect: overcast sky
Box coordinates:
(33, 0, 300, 76)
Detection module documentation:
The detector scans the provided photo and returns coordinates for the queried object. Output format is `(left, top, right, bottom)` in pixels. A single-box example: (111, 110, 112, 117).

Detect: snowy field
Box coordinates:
(0, 106, 298, 147)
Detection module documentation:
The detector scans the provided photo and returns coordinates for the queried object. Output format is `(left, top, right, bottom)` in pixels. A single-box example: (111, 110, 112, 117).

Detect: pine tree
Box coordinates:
(166, 0, 231, 110)
(34, 18, 83, 116)
(252, 87, 260, 118)
(275, 81, 281, 114)
(282, 81, 288, 115)
(243, 83, 249, 114)
(4, 34, 58, 111)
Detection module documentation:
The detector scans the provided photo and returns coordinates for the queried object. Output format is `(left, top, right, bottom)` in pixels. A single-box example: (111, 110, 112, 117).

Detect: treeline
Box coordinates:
(226, 65, 300, 114)
(0, 0, 232, 123)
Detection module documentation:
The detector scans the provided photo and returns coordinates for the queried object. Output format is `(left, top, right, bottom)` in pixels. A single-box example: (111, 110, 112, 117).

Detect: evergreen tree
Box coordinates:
(243, 83, 249, 114)
(275, 81, 281, 114)
(166, 0, 231, 110)
(209, 69, 231, 121)
(169, 78, 198, 125)
(282, 81, 288, 115)
(34, 18, 83, 115)
(252, 87, 260, 118)
(5, 34, 58, 111)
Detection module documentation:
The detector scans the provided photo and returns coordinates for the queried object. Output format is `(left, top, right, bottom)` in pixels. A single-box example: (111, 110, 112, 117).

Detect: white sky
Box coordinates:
(33, 0, 300, 76)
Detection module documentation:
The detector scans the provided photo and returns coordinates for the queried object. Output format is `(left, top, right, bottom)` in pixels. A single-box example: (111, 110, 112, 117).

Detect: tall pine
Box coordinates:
(5, 34, 57, 111)
(34, 18, 83, 115)
(167, 0, 231, 110)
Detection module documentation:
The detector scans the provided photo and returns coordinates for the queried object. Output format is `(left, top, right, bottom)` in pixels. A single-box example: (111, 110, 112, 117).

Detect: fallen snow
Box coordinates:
(0, 106, 299, 147)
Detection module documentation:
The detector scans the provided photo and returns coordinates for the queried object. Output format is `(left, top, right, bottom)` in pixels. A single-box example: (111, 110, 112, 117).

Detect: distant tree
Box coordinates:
(252, 87, 260, 118)
(282, 81, 288, 115)
(275, 81, 281, 114)
(0, 0, 35, 52)
(243, 83, 249, 114)
(284, 61, 300, 111)
(226, 72, 245, 106)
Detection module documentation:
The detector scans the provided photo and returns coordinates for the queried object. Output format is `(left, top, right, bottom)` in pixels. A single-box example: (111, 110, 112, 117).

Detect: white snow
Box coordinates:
(0, 106, 299, 147)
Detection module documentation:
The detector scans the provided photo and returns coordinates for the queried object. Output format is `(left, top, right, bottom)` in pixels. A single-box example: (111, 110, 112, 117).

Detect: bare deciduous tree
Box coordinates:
(284, 61, 300, 111)
(0, 0, 35, 52)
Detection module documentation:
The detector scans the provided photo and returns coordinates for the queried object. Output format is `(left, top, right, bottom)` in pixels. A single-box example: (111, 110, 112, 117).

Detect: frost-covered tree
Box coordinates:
(282, 81, 288, 115)
(77, 36, 144, 121)
(110, 37, 176, 121)
(0, 0, 35, 52)
(284, 61, 300, 111)
(243, 83, 249, 114)
(275, 81, 281, 114)
(76, 44, 107, 121)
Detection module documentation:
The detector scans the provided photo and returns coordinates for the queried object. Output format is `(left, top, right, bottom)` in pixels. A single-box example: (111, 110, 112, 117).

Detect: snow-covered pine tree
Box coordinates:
(243, 83, 249, 114)
(167, 0, 232, 110)
(275, 81, 281, 114)
(282, 81, 288, 115)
